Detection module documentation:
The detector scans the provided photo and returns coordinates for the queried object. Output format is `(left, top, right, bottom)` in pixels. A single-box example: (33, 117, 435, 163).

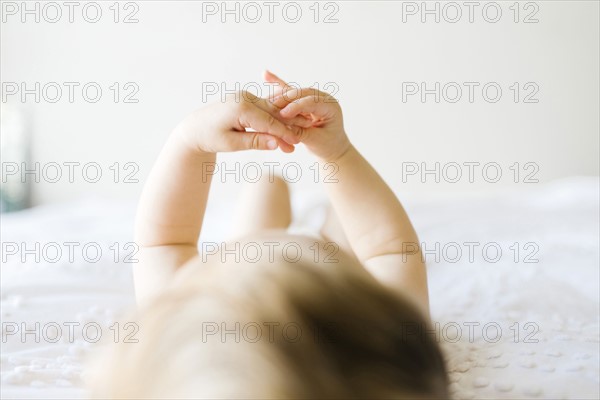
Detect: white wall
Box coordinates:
(1, 1, 598, 206)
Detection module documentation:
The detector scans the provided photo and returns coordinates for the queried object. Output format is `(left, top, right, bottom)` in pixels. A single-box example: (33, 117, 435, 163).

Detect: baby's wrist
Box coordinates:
(172, 126, 214, 156)
(319, 138, 353, 164)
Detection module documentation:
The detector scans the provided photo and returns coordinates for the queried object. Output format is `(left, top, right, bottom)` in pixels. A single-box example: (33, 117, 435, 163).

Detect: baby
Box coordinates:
(91, 71, 448, 399)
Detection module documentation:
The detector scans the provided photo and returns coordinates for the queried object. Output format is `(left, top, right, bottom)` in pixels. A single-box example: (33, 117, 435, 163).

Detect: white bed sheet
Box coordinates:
(1, 177, 598, 399)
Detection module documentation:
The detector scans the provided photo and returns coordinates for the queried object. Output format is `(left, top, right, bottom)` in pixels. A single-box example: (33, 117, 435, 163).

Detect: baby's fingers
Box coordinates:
(237, 104, 300, 144)
(241, 91, 309, 131)
(263, 70, 292, 99)
(270, 88, 317, 109)
(230, 132, 295, 153)
(279, 95, 323, 119)
(230, 132, 282, 151)
(275, 137, 296, 153)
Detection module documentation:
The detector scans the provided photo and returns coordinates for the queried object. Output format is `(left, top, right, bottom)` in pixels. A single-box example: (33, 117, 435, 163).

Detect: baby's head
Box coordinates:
(91, 236, 448, 399)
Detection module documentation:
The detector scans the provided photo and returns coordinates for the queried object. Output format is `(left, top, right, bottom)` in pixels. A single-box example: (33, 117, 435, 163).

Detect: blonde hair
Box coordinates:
(90, 239, 448, 399)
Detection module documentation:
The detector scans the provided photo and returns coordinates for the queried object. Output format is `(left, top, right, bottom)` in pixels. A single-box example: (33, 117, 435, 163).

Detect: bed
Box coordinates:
(1, 177, 598, 399)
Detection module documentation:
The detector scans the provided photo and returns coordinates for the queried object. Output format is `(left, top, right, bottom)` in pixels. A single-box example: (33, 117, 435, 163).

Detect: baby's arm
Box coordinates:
(267, 72, 428, 313)
(323, 146, 429, 313)
(133, 94, 299, 304)
(133, 134, 214, 304)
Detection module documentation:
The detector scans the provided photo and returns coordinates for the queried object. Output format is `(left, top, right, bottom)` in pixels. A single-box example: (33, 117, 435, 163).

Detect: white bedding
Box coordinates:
(1, 177, 599, 399)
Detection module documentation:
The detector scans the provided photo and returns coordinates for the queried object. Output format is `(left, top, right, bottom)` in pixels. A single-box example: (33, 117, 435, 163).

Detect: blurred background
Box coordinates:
(1, 0, 598, 210)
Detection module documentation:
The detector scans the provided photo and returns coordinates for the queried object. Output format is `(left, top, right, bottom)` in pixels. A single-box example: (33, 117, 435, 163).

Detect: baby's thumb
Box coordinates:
(233, 131, 279, 151)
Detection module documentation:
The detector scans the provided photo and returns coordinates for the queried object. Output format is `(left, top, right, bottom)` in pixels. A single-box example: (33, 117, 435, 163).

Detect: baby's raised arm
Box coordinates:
(267, 72, 429, 313)
(322, 145, 429, 313)
(133, 94, 300, 304)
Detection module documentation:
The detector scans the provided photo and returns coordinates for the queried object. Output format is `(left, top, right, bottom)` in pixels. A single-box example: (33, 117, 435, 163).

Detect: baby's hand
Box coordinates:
(174, 91, 304, 154)
(265, 71, 351, 162)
